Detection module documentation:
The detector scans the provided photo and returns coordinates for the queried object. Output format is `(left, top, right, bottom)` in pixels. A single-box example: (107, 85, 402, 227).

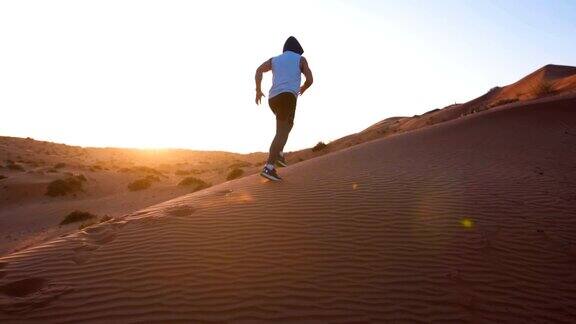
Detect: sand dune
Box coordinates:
(3, 65, 575, 258)
(0, 140, 266, 256)
(1, 94, 575, 322)
(290, 64, 576, 163)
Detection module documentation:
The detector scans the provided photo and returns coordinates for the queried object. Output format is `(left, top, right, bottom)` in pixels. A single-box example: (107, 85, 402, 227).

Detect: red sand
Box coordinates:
(1, 93, 575, 322)
(293, 64, 576, 163)
(0, 142, 266, 256)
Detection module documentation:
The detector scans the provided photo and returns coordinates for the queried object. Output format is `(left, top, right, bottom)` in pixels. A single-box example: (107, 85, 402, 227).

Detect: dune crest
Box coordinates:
(295, 64, 576, 162)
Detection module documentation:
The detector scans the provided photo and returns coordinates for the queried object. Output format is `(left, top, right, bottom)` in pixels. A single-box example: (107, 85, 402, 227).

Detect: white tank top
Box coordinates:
(269, 51, 301, 99)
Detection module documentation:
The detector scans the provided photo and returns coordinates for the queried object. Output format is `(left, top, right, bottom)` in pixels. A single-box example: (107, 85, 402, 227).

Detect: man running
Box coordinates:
(255, 36, 314, 181)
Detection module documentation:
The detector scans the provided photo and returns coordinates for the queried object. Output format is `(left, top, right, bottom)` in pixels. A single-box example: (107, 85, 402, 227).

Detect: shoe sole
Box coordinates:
(260, 172, 282, 181)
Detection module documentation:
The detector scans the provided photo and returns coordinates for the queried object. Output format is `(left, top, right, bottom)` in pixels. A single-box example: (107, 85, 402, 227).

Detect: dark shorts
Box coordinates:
(269, 92, 297, 124)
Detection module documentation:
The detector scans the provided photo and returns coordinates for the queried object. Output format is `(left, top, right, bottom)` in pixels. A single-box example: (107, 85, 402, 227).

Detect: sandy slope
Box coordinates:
(3, 64, 575, 257)
(289, 64, 576, 164)
(0, 94, 575, 322)
(0, 142, 266, 256)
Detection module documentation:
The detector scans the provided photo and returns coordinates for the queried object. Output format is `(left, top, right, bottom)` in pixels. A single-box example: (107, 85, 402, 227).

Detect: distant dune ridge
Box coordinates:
(290, 64, 576, 160)
(0, 143, 267, 255)
(1, 65, 576, 322)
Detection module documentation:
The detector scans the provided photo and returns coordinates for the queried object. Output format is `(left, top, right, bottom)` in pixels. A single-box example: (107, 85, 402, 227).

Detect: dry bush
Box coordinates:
(128, 178, 152, 191)
(226, 168, 244, 181)
(46, 175, 86, 197)
(61, 211, 97, 225)
(312, 142, 328, 152)
(178, 177, 210, 191)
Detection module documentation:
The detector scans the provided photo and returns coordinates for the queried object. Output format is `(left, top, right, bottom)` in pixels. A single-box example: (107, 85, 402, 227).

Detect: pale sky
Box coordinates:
(1, 0, 575, 153)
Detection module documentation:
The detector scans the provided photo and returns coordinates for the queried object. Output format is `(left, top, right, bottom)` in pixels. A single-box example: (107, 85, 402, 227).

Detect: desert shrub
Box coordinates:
(60, 211, 97, 225)
(226, 168, 244, 181)
(489, 98, 519, 108)
(228, 161, 251, 169)
(46, 176, 85, 197)
(127, 178, 153, 191)
(533, 80, 555, 97)
(178, 176, 210, 190)
(54, 162, 66, 169)
(312, 142, 328, 152)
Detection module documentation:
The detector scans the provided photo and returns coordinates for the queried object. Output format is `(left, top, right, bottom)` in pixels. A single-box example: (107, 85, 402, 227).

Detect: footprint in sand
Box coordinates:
(72, 244, 100, 265)
(166, 205, 196, 217)
(0, 277, 71, 314)
(0, 278, 46, 298)
(215, 189, 233, 197)
(69, 221, 125, 265)
(83, 225, 118, 245)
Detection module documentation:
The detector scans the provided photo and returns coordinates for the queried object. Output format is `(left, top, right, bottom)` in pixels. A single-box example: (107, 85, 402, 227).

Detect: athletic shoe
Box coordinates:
(260, 167, 282, 181)
(276, 155, 288, 167)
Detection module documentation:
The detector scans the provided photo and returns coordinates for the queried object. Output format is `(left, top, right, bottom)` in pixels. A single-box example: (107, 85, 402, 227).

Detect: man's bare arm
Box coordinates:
(255, 59, 272, 105)
(300, 56, 314, 95)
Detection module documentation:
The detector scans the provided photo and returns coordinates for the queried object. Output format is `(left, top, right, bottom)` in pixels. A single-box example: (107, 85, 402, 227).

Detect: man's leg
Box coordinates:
(267, 118, 293, 165)
(266, 93, 296, 166)
(277, 103, 296, 155)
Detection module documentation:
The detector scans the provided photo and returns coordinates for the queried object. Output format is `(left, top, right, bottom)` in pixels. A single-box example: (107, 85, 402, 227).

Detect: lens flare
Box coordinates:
(460, 218, 474, 229)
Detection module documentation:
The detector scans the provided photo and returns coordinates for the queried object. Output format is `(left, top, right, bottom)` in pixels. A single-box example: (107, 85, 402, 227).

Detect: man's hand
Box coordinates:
(299, 87, 307, 96)
(255, 90, 265, 105)
(255, 59, 272, 105)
